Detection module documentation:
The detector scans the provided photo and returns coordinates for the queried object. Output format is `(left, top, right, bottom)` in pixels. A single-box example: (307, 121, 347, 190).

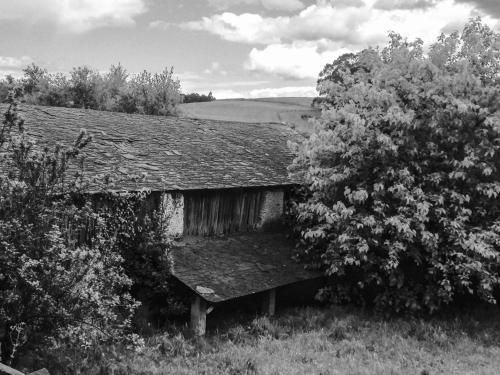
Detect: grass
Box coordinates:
(178, 97, 320, 135)
(50, 304, 500, 375)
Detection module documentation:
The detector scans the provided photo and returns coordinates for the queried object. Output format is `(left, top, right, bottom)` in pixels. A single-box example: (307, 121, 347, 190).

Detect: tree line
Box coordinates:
(0, 63, 216, 117)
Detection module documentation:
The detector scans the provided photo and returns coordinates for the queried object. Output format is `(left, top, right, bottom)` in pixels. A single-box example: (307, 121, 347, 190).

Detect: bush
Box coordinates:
(289, 18, 500, 313)
(0, 97, 177, 365)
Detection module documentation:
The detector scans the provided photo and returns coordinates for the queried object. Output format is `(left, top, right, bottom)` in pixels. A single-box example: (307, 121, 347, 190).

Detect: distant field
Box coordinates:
(178, 97, 320, 135)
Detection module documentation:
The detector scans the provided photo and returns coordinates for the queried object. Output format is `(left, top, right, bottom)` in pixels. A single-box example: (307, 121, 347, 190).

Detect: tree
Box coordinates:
(290, 18, 500, 313)
(182, 91, 216, 103)
(69, 66, 101, 109)
(0, 97, 139, 363)
(130, 67, 182, 116)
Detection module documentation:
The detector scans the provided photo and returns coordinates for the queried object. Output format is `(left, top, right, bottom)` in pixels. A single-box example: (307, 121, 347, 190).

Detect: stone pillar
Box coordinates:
(261, 288, 276, 316)
(191, 295, 207, 336)
(160, 192, 184, 238)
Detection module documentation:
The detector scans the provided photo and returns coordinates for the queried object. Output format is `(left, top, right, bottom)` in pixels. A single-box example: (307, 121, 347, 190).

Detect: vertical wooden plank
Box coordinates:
(191, 295, 207, 336)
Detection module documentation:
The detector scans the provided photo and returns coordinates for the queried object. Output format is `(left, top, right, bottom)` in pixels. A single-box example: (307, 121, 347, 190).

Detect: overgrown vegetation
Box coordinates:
(0, 98, 177, 365)
(20, 305, 500, 374)
(290, 18, 500, 313)
(0, 63, 182, 116)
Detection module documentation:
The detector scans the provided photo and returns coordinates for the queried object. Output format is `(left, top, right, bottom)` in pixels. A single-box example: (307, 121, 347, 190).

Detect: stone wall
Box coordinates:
(258, 189, 284, 227)
(161, 192, 184, 238)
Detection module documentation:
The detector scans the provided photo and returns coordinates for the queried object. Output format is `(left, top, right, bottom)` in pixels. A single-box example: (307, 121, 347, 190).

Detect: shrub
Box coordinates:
(289, 18, 500, 313)
(0, 97, 177, 365)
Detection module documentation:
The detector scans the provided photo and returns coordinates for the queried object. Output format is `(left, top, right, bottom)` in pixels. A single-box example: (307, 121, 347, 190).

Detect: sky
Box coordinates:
(0, 0, 499, 99)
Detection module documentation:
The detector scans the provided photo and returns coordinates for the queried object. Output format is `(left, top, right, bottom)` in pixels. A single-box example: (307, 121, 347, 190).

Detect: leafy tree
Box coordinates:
(290, 18, 500, 313)
(182, 91, 216, 103)
(0, 97, 140, 363)
(69, 66, 101, 109)
(0, 96, 177, 365)
(130, 67, 182, 116)
(21, 64, 71, 107)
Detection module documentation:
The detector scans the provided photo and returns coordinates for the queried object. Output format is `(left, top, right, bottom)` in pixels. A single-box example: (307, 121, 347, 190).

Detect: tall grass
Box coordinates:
(24, 305, 500, 374)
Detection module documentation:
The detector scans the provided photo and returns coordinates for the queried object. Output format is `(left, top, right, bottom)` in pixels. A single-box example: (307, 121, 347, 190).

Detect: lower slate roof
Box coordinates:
(171, 232, 322, 303)
(5, 104, 299, 191)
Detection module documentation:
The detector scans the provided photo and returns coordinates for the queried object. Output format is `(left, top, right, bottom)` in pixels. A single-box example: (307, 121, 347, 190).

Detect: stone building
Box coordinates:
(14, 104, 321, 335)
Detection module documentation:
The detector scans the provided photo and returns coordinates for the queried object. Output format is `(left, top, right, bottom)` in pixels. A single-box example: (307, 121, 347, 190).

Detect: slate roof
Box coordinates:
(6, 104, 299, 191)
(171, 233, 322, 303)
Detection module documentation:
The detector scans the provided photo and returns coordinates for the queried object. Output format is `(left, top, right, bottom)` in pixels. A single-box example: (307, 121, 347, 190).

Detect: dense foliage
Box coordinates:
(0, 98, 175, 365)
(290, 19, 500, 313)
(182, 91, 216, 103)
(0, 63, 182, 116)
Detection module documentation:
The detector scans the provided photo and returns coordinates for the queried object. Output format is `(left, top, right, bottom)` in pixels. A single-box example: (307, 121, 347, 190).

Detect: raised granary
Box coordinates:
(8, 104, 321, 335)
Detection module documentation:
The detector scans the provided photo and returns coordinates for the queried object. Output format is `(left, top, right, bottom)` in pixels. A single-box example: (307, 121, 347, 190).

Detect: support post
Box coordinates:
(261, 288, 276, 316)
(190, 295, 207, 336)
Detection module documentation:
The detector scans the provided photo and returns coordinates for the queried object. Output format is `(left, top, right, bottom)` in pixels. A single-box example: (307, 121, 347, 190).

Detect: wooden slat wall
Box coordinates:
(183, 189, 264, 236)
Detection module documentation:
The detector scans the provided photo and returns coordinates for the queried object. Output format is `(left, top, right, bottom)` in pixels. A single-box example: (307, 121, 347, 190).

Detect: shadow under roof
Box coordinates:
(6, 104, 300, 191)
(171, 232, 322, 303)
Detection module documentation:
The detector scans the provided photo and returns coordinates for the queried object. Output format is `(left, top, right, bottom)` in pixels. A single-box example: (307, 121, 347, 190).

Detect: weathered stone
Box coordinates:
(3, 104, 299, 191)
(259, 189, 284, 226)
(28, 369, 50, 375)
(171, 233, 322, 303)
(0, 363, 25, 375)
(196, 286, 215, 295)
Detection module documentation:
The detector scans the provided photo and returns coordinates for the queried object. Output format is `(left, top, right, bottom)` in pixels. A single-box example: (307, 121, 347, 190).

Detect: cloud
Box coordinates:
(373, 0, 437, 10)
(245, 41, 350, 79)
(149, 20, 171, 30)
(455, 0, 500, 17)
(0, 0, 146, 33)
(249, 86, 317, 97)
(182, 0, 500, 49)
(0, 56, 32, 78)
(204, 61, 228, 76)
(235, 0, 500, 80)
(182, 13, 281, 44)
(207, 0, 305, 12)
(182, 3, 373, 45)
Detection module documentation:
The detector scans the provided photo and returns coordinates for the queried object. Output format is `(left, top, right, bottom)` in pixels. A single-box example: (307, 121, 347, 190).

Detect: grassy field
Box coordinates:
(178, 97, 320, 135)
(51, 304, 500, 375)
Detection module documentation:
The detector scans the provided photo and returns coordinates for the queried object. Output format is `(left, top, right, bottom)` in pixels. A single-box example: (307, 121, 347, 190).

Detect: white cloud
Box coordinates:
(249, 86, 317, 97)
(0, 0, 146, 33)
(373, 0, 437, 10)
(185, 0, 500, 80)
(204, 61, 228, 76)
(182, 13, 282, 44)
(183, 0, 499, 48)
(245, 41, 350, 79)
(0, 56, 32, 78)
(182, 3, 373, 45)
(208, 0, 305, 12)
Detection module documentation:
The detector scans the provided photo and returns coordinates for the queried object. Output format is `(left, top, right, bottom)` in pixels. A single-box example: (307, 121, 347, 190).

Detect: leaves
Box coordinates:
(291, 18, 500, 313)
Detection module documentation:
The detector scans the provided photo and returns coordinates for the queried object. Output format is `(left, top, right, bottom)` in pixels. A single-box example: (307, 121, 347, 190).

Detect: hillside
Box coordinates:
(178, 97, 320, 135)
